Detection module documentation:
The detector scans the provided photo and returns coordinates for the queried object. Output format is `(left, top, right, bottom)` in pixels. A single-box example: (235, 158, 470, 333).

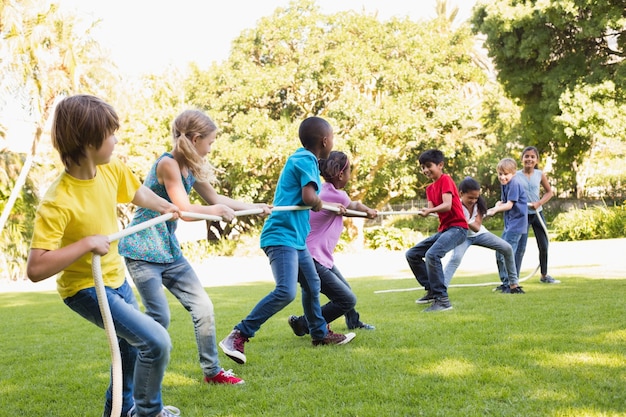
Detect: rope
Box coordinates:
(92, 204, 475, 412)
(92, 213, 174, 417)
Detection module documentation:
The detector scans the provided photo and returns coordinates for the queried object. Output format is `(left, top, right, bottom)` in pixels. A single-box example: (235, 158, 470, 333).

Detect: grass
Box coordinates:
(1, 274, 626, 416)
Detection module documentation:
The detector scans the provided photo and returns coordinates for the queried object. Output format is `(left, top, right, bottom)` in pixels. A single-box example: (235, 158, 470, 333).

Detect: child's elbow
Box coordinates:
(26, 259, 49, 282)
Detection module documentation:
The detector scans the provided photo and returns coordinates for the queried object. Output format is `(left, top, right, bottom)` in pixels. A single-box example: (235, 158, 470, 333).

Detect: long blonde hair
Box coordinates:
(172, 110, 217, 182)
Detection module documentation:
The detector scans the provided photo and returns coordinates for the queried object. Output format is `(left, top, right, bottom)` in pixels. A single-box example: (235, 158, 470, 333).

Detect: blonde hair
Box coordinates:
(497, 158, 517, 174)
(172, 110, 217, 183)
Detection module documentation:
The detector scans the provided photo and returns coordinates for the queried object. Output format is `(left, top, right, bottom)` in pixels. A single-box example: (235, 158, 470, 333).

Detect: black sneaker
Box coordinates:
(415, 290, 435, 304)
(288, 315, 309, 336)
(493, 285, 506, 292)
(423, 297, 453, 312)
(500, 286, 511, 294)
(510, 286, 525, 294)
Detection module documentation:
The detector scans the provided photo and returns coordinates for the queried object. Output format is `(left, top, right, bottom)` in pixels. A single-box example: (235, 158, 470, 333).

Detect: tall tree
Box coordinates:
(471, 0, 626, 196)
(185, 0, 489, 212)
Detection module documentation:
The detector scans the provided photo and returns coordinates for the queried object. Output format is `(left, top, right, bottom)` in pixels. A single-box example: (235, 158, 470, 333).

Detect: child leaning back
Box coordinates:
(26, 94, 181, 417)
(405, 149, 468, 312)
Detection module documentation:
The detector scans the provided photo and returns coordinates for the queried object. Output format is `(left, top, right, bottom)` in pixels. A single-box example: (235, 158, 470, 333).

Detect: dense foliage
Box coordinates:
(471, 0, 626, 196)
(183, 0, 493, 209)
(1, 0, 624, 279)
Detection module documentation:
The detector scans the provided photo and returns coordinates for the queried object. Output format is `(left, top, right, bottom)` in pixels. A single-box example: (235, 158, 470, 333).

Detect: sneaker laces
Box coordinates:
(233, 334, 248, 351)
(222, 369, 237, 378)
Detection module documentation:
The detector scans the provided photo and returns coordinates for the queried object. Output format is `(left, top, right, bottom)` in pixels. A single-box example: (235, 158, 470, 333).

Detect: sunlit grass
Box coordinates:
(1, 276, 625, 416)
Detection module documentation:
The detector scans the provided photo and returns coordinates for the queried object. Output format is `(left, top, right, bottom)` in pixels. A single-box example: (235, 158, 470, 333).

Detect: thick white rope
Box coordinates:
(91, 204, 458, 412)
(92, 213, 174, 417)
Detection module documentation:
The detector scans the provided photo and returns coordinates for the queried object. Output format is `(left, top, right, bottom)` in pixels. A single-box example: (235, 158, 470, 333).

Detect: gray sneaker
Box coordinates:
(540, 275, 561, 284)
(219, 329, 248, 364)
(423, 297, 453, 312)
(415, 290, 435, 304)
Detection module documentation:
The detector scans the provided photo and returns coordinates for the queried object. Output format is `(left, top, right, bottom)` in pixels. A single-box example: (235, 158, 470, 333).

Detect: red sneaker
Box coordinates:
(312, 326, 356, 346)
(204, 369, 244, 385)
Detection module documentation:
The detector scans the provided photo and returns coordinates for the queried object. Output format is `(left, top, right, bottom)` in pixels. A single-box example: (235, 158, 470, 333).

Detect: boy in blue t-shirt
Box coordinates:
(219, 117, 355, 365)
(487, 158, 528, 294)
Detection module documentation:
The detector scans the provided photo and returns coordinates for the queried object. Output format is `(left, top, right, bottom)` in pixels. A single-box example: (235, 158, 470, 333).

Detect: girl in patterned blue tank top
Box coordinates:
(119, 110, 270, 386)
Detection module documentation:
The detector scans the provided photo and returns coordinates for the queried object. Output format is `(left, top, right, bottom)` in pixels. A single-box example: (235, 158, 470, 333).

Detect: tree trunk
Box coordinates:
(0, 125, 41, 232)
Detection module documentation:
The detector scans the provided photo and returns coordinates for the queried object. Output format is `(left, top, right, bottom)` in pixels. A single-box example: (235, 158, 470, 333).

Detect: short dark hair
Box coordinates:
(418, 149, 444, 165)
(51, 94, 119, 169)
(298, 116, 331, 149)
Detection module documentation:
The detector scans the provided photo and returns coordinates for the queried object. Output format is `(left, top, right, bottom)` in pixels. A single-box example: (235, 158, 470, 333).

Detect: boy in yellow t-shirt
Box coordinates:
(26, 95, 181, 417)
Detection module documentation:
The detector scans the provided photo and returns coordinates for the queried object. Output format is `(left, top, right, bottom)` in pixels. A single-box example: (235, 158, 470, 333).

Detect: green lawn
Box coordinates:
(1, 275, 625, 416)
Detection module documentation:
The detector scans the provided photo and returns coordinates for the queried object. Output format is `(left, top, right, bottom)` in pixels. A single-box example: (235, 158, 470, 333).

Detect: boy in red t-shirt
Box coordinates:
(405, 149, 468, 312)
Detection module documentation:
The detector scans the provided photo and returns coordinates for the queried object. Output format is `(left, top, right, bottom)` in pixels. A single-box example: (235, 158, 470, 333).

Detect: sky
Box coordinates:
(58, 0, 477, 76)
(3, 0, 477, 152)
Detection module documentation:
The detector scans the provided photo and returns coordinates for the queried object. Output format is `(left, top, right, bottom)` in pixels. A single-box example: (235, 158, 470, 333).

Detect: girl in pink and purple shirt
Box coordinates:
(288, 151, 377, 336)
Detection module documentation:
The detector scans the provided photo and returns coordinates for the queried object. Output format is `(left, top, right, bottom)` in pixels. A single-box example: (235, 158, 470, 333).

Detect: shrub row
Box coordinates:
(551, 204, 626, 241)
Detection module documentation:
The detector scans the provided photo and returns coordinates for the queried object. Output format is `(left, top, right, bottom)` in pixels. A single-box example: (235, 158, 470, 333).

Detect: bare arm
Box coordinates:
(486, 200, 514, 217)
(467, 210, 483, 233)
(26, 235, 110, 282)
(347, 201, 377, 219)
(157, 157, 237, 221)
(531, 172, 554, 210)
(302, 183, 323, 211)
(422, 192, 453, 217)
(193, 180, 271, 216)
(131, 185, 180, 217)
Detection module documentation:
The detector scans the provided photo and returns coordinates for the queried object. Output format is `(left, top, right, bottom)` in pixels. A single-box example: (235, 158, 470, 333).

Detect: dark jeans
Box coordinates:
(405, 226, 468, 298)
(296, 261, 361, 329)
(236, 246, 327, 340)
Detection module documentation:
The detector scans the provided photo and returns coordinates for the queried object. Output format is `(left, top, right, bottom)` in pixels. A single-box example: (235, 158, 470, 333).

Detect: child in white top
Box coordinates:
(443, 177, 518, 292)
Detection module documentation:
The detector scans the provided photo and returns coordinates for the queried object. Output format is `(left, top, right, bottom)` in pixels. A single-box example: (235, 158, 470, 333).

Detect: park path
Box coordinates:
(2, 238, 624, 293)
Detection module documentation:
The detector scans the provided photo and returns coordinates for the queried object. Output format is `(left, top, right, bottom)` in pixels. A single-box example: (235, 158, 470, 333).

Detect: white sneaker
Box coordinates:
(156, 405, 180, 417)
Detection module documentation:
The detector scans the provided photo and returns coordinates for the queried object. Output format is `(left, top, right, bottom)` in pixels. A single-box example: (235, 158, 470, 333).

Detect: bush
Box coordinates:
(364, 226, 423, 250)
(552, 204, 626, 241)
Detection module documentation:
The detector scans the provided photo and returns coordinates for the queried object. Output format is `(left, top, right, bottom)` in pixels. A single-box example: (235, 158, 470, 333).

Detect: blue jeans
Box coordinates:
(443, 232, 517, 287)
(517, 212, 550, 276)
(236, 246, 327, 340)
(497, 231, 526, 286)
(64, 280, 171, 417)
(405, 227, 468, 298)
(125, 256, 221, 379)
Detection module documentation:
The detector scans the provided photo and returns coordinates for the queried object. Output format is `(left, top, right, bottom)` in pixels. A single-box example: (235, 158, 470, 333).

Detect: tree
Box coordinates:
(185, 0, 490, 213)
(471, 0, 626, 196)
(0, 0, 117, 279)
